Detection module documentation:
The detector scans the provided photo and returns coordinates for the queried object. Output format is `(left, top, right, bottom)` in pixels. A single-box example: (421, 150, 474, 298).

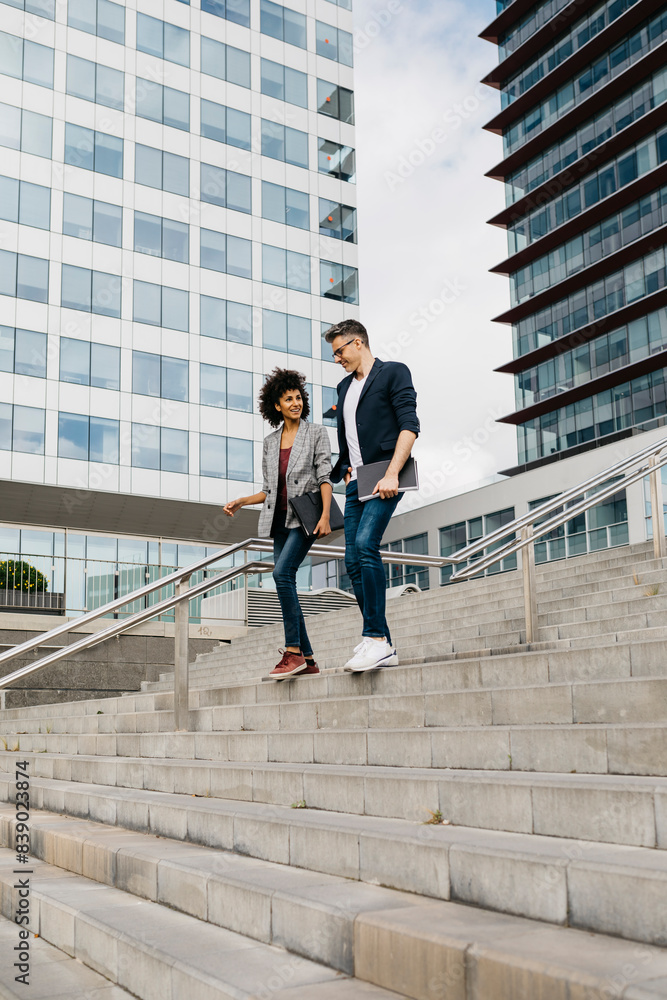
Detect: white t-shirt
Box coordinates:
(342, 373, 368, 480)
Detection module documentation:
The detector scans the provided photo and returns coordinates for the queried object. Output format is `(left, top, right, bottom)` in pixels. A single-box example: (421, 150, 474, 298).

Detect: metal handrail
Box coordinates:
(0, 536, 451, 727)
(449, 434, 667, 643)
(452, 433, 667, 563)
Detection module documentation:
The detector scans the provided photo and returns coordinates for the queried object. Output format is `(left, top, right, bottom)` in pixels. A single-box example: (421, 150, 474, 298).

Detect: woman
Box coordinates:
(223, 368, 333, 679)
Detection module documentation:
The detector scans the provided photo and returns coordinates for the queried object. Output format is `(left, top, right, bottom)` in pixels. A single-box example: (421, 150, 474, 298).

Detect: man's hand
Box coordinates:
(223, 498, 244, 517)
(313, 516, 331, 538)
(373, 474, 399, 499)
(343, 466, 352, 486)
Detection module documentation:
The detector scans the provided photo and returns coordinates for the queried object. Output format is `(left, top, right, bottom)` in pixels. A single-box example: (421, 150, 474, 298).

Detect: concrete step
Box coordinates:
(2, 676, 667, 739)
(3, 838, 667, 1000)
(0, 716, 665, 774)
(3, 774, 667, 946)
(2, 637, 665, 727)
(0, 848, 405, 1000)
(0, 913, 136, 1000)
(4, 805, 667, 1000)
(3, 752, 666, 848)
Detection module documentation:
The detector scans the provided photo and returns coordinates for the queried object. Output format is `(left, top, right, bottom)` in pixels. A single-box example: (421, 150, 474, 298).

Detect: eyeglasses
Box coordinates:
(332, 338, 356, 360)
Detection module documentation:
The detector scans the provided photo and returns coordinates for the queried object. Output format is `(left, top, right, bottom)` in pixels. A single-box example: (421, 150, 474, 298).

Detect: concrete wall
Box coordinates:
(0, 620, 219, 709)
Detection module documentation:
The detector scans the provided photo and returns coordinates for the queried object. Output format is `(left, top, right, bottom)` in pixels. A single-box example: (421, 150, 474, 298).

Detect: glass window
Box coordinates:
(319, 199, 356, 242)
(60, 338, 89, 384)
(201, 229, 226, 273)
(132, 351, 161, 396)
(58, 411, 88, 460)
(90, 415, 119, 463)
(164, 287, 189, 332)
(162, 356, 189, 400)
(200, 432, 226, 478)
(63, 194, 121, 246)
(200, 364, 226, 408)
(91, 343, 119, 389)
(201, 37, 250, 88)
(261, 0, 306, 47)
(317, 80, 354, 123)
(94, 130, 123, 177)
(200, 99, 226, 143)
(68, 0, 124, 43)
(227, 368, 252, 411)
(16, 255, 48, 302)
(0, 103, 21, 151)
(200, 297, 252, 344)
(0, 327, 13, 373)
(13, 405, 45, 454)
(201, 0, 249, 27)
(318, 138, 355, 182)
(12, 329, 46, 378)
(92, 271, 121, 317)
(133, 280, 160, 326)
(16, 108, 51, 158)
(263, 309, 287, 351)
(320, 260, 358, 303)
(263, 246, 310, 292)
(163, 219, 188, 263)
(161, 427, 188, 473)
(316, 22, 353, 66)
(66, 55, 123, 109)
(261, 59, 308, 108)
(262, 182, 309, 229)
(135, 145, 189, 196)
(200, 163, 251, 213)
(322, 385, 337, 425)
(137, 14, 190, 67)
(227, 436, 253, 481)
(135, 212, 161, 256)
(261, 120, 308, 168)
(136, 80, 189, 131)
(131, 423, 159, 470)
(0, 176, 19, 223)
(0, 178, 50, 229)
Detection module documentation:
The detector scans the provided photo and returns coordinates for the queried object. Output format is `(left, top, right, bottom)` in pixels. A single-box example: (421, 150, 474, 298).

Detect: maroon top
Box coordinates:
(276, 446, 291, 513)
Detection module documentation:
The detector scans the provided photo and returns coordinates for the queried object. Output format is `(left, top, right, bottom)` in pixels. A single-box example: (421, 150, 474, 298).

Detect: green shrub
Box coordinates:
(0, 559, 48, 593)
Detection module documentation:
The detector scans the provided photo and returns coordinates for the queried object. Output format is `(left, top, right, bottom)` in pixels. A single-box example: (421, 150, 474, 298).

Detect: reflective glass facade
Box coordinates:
(483, 0, 667, 474)
(0, 0, 357, 543)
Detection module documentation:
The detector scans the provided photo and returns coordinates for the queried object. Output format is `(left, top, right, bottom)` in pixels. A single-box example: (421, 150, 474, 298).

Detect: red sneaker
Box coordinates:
(302, 661, 320, 675)
(268, 650, 307, 680)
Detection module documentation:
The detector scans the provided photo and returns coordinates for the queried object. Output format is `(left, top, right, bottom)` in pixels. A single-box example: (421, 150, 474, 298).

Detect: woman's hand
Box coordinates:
(313, 516, 331, 538)
(223, 498, 245, 517)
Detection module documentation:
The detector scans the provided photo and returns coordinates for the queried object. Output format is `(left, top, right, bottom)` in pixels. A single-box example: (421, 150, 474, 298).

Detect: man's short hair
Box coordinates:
(324, 320, 369, 347)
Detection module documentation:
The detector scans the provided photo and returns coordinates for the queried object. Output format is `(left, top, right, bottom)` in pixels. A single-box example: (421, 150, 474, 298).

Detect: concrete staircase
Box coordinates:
(1, 541, 667, 998)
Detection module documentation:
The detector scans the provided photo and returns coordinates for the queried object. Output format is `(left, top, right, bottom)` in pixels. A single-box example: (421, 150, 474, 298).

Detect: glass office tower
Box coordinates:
(481, 0, 667, 474)
(0, 0, 357, 538)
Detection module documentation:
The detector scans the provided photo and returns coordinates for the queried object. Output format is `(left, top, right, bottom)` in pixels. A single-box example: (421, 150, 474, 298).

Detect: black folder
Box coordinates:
(289, 490, 345, 537)
(356, 457, 419, 502)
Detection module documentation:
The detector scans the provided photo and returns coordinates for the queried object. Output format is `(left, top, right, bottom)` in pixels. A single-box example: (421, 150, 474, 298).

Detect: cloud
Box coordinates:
(351, 0, 518, 497)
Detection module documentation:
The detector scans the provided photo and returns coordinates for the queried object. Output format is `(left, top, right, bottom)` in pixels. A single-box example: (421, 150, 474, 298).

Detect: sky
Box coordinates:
(349, 0, 518, 505)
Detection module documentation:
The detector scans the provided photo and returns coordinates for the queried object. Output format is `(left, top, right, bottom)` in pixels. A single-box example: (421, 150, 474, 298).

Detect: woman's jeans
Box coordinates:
(344, 480, 401, 644)
(272, 510, 315, 655)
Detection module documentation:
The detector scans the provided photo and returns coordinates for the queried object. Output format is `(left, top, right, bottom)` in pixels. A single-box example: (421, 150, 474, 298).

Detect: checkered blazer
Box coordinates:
(257, 420, 333, 537)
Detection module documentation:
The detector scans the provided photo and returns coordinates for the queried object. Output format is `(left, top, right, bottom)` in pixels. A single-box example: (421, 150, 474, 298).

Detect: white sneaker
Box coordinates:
(344, 638, 395, 672)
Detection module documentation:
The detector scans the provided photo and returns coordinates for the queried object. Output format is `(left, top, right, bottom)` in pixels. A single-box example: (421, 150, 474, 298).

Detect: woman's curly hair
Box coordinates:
(258, 368, 310, 428)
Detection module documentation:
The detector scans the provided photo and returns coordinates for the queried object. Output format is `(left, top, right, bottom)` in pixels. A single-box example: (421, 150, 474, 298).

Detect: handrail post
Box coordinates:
(649, 455, 666, 560)
(174, 576, 191, 731)
(521, 526, 539, 644)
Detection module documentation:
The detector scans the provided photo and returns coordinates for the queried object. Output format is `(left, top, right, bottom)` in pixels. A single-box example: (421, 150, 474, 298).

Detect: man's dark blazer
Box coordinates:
(330, 358, 420, 484)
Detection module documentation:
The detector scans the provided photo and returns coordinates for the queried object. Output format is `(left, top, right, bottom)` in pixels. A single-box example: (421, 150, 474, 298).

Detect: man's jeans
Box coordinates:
(272, 511, 315, 655)
(344, 480, 401, 644)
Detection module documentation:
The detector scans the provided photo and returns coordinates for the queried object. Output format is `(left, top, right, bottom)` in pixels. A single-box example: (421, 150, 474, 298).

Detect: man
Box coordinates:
(325, 319, 419, 672)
